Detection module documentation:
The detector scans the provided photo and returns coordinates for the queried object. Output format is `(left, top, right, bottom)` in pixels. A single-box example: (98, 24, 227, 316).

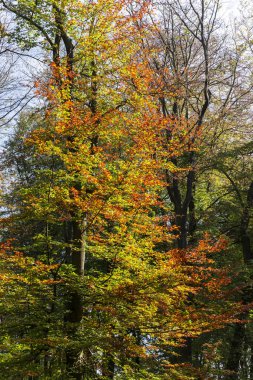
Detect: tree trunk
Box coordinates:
(225, 319, 246, 380)
(65, 218, 86, 379)
(225, 181, 253, 378)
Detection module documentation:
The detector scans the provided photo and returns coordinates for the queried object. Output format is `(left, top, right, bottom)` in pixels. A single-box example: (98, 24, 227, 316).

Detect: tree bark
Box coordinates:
(225, 181, 253, 378)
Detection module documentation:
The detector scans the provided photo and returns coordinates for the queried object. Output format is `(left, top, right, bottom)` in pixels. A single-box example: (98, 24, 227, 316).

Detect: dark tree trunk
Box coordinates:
(188, 194, 197, 245)
(225, 181, 253, 378)
(225, 319, 246, 380)
(250, 343, 253, 380)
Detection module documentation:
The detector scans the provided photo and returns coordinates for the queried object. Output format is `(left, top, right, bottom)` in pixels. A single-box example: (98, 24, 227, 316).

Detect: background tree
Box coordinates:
(145, 0, 253, 374)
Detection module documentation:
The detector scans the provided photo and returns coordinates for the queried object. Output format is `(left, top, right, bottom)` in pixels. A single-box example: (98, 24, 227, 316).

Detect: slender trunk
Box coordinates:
(65, 217, 87, 379)
(225, 318, 246, 380)
(250, 342, 253, 380)
(72, 219, 86, 276)
(188, 194, 197, 245)
(226, 181, 253, 377)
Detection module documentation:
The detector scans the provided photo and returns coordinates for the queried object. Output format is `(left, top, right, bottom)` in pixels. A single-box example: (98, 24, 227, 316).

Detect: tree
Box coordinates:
(0, 0, 246, 379)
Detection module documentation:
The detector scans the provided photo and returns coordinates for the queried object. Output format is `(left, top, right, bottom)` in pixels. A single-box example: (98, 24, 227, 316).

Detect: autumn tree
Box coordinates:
(130, 1, 252, 374)
(0, 0, 248, 379)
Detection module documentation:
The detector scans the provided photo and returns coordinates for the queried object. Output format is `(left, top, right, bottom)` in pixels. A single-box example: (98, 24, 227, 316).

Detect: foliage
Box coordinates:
(0, 0, 252, 379)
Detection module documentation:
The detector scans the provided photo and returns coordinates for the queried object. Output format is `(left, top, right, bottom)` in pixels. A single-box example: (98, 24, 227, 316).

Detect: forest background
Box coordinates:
(0, 0, 252, 379)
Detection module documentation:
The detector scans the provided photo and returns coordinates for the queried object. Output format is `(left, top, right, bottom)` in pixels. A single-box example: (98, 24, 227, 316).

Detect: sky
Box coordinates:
(222, 0, 240, 20)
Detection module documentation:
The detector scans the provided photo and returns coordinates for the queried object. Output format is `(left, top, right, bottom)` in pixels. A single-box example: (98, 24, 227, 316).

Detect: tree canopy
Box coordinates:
(0, 0, 252, 379)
